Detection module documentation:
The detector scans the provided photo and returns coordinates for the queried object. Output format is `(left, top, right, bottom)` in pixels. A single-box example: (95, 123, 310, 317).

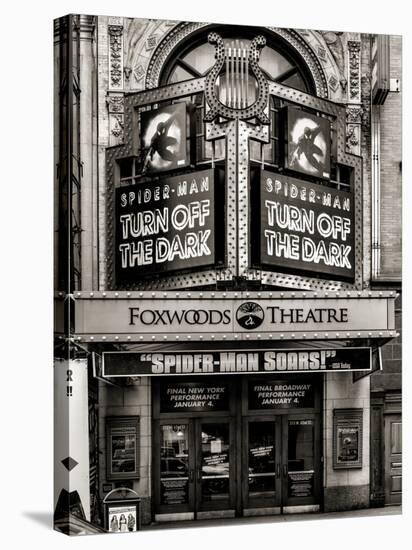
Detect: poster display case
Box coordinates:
(333, 409, 363, 469)
(106, 417, 140, 481)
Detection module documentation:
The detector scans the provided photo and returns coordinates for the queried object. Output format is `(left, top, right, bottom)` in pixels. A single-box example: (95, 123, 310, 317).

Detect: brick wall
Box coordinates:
(378, 36, 402, 278)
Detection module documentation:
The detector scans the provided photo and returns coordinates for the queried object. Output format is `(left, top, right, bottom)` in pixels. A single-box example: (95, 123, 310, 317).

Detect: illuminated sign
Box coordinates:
(115, 169, 219, 282)
(254, 171, 355, 280)
(102, 348, 372, 377)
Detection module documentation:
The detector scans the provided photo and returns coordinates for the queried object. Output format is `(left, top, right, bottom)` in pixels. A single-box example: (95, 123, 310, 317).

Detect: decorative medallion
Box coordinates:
(236, 302, 265, 329)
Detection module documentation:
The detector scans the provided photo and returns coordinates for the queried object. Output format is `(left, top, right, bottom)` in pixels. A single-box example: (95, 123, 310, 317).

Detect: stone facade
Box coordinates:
(323, 373, 370, 510)
(98, 378, 152, 521)
(377, 36, 402, 280)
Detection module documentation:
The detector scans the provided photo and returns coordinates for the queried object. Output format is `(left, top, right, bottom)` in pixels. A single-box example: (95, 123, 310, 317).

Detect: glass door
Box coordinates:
(244, 418, 282, 512)
(155, 418, 235, 518)
(196, 418, 235, 514)
(155, 421, 195, 517)
(282, 415, 321, 508)
(243, 415, 320, 513)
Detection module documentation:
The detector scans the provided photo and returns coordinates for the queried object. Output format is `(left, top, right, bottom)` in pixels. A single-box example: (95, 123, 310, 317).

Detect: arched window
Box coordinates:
(160, 25, 315, 94)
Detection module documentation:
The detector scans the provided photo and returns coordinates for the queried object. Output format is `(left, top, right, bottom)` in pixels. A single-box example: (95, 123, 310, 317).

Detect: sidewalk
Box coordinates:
(144, 506, 401, 531)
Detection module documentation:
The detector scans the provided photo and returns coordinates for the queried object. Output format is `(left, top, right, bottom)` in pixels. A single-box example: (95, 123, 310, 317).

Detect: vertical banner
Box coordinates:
(54, 358, 91, 521)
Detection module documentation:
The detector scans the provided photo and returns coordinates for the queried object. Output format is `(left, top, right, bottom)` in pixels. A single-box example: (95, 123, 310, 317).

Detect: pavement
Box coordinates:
(143, 505, 401, 531)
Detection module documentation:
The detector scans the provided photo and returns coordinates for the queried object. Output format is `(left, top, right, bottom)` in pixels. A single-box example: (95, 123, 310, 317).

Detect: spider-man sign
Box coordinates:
(286, 107, 331, 179)
(140, 102, 190, 174)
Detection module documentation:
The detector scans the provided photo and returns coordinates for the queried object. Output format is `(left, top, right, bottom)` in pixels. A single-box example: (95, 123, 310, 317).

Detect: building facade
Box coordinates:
(53, 15, 402, 534)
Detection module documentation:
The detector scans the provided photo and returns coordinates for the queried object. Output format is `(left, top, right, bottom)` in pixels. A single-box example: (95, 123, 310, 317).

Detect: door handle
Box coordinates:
(276, 464, 281, 478)
(283, 464, 288, 478)
(197, 468, 202, 481)
(189, 470, 194, 482)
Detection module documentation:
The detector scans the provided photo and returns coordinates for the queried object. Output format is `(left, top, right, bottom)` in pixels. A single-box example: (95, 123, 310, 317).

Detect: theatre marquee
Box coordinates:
(70, 291, 397, 342)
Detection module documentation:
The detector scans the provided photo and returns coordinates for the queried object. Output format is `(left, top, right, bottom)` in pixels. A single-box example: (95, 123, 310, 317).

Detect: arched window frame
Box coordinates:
(159, 25, 316, 95)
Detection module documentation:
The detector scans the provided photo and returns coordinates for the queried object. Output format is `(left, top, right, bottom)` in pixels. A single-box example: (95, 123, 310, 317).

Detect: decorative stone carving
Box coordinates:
(346, 106, 364, 124)
(108, 25, 124, 89)
(347, 40, 361, 102)
(108, 16, 123, 26)
(317, 45, 327, 62)
(107, 94, 124, 114)
(133, 64, 145, 82)
(346, 124, 360, 155)
(346, 106, 363, 155)
(328, 74, 339, 92)
(319, 31, 347, 92)
(111, 115, 124, 139)
(361, 74, 371, 127)
(110, 114, 124, 144)
(107, 92, 125, 145)
(146, 34, 158, 50)
(345, 40, 362, 154)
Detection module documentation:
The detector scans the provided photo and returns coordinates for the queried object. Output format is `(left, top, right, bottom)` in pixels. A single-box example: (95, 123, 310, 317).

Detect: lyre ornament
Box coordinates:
(204, 33, 269, 124)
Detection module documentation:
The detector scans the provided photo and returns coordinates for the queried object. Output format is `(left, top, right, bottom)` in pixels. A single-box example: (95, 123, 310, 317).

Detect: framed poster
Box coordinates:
(140, 102, 190, 174)
(333, 409, 363, 469)
(106, 417, 140, 480)
(285, 107, 331, 179)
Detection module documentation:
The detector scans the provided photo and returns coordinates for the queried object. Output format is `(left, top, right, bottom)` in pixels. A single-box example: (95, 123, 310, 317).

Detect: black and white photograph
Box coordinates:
(3, 1, 411, 548)
(50, 11, 404, 538)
